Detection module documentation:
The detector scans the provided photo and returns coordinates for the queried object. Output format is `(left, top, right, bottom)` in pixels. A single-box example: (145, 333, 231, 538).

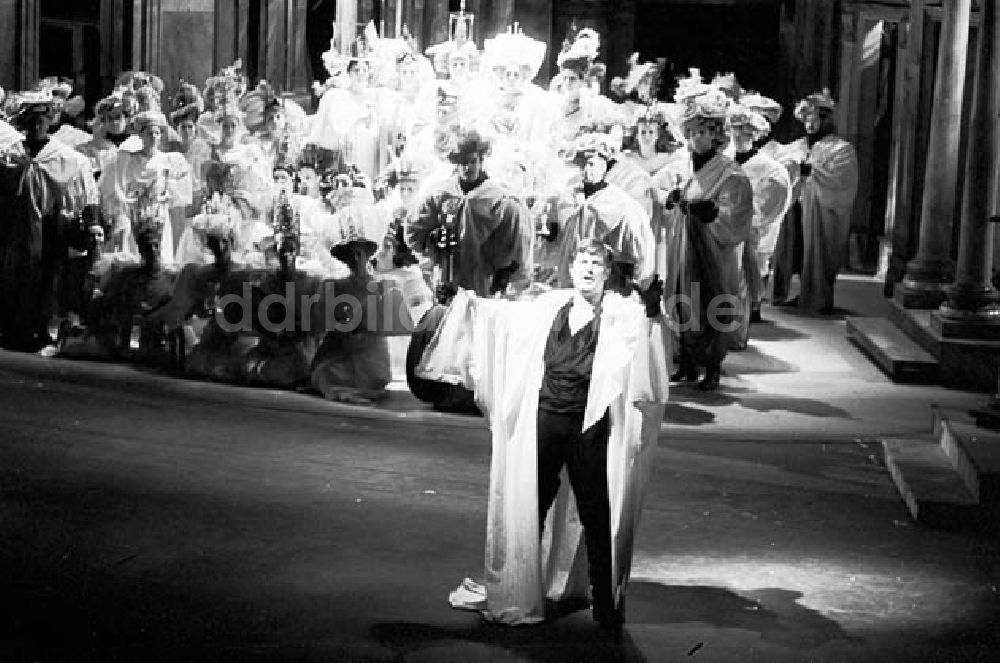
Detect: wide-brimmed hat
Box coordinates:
(727, 103, 771, 139)
(6, 90, 57, 125)
(680, 88, 731, 125)
(130, 110, 169, 134)
(444, 125, 492, 163)
(739, 92, 782, 124)
(482, 27, 547, 83)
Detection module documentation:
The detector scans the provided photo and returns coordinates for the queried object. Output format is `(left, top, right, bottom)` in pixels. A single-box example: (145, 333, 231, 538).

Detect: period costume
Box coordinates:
(419, 287, 669, 625)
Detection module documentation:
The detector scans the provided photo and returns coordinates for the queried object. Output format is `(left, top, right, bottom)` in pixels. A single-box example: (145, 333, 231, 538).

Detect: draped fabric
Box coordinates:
(407, 177, 532, 297)
(554, 184, 655, 289)
(655, 152, 753, 362)
(796, 136, 859, 312)
(0, 138, 97, 347)
(310, 87, 387, 181)
(417, 289, 670, 625)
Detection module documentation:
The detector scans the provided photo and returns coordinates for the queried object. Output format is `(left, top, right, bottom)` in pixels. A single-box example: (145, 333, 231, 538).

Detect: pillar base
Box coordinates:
(897, 258, 955, 308)
(895, 277, 951, 309)
(934, 284, 1000, 338)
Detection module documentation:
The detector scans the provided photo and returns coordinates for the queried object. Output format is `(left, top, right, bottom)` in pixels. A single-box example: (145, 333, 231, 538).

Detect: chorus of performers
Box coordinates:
(1, 12, 860, 636)
(0, 15, 859, 395)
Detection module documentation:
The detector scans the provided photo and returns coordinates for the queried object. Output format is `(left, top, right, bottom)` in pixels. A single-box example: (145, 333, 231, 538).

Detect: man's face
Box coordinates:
(569, 249, 609, 297)
(448, 56, 470, 82)
(177, 119, 197, 144)
(802, 109, 825, 135)
(559, 69, 583, 100)
(684, 121, 717, 155)
(105, 110, 127, 135)
(139, 124, 162, 151)
(455, 152, 483, 183)
(582, 154, 608, 185)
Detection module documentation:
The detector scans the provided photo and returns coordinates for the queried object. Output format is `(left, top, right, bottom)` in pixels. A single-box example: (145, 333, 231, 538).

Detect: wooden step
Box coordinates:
(846, 317, 939, 383)
(934, 406, 1000, 506)
(882, 438, 978, 527)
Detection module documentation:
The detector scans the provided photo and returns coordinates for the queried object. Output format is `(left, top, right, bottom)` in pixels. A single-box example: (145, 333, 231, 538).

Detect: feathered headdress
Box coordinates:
(556, 24, 604, 82)
(727, 103, 771, 139)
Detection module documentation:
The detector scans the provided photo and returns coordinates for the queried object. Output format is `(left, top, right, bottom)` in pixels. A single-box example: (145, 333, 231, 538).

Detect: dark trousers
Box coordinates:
(537, 408, 613, 615)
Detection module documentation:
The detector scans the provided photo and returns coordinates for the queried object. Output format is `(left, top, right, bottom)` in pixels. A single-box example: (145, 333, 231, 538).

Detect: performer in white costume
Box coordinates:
(481, 26, 556, 147)
(728, 102, 792, 323)
(98, 110, 192, 266)
(771, 90, 858, 314)
(311, 34, 385, 181)
(419, 240, 669, 631)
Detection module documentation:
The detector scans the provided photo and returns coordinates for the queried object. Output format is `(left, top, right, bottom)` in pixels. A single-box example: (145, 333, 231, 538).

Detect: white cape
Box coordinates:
(418, 289, 670, 624)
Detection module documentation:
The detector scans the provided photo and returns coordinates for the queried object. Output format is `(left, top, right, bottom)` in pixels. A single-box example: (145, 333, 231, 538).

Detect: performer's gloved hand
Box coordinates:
(687, 199, 719, 224)
(435, 282, 458, 305)
(799, 161, 813, 177)
(638, 275, 664, 318)
(664, 188, 684, 210)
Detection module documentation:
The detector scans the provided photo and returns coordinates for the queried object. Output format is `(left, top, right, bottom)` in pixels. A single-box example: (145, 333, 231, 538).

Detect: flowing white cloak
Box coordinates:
(418, 289, 670, 624)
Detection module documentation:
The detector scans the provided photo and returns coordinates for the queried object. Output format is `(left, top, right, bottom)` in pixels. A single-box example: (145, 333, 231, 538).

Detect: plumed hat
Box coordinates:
(794, 88, 836, 121)
(739, 91, 782, 124)
(711, 72, 742, 101)
(6, 90, 57, 122)
(482, 26, 547, 83)
(204, 60, 248, 109)
(673, 67, 713, 104)
(727, 103, 771, 139)
(680, 88, 731, 125)
(610, 53, 664, 104)
(556, 25, 604, 81)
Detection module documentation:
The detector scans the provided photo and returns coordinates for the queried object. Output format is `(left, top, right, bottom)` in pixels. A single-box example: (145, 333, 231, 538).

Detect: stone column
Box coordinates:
(898, 0, 973, 308)
(933, 0, 1000, 337)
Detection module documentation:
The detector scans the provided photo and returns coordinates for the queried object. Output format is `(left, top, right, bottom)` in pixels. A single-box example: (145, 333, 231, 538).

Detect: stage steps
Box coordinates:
(882, 406, 1000, 530)
(846, 316, 939, 383)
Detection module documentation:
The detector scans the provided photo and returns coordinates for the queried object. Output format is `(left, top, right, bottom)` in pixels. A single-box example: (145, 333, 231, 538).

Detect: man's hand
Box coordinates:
(664, 188, 684, 210)
(687, 199, 719, 224)
(638, 275, 664, 318)
(490, 262, 519, 295)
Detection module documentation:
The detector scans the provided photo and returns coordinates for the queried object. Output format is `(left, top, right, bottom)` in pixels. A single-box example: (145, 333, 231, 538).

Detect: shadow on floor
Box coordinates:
(627, 582, 861, 649)
(370, 617, 647, 663)
(746, 319, 811, 342)
(665, 380, 854, 425)
(726, 345, 800, 374)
